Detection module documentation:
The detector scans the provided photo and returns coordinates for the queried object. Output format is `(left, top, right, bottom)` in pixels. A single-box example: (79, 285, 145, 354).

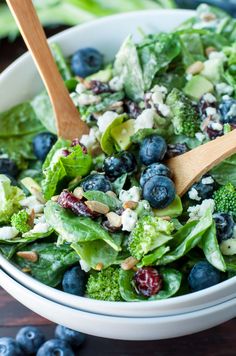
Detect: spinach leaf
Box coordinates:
(0, 243, 21, 259)
(44, 201, 121, 251)
(224, 255, 236, 273)
(119, 267, 182, 302)
(42, 139, 92, 200)
(114, 36, 144, 101)
(83, 191, 121, 211)
(179, 31, 205, 67)
(0, 228, 54, 245)
(154, 196, 183, 218)
(100, 114, 127, 155)
(138, 33, 181, 90)
(14, 242, 80, 287)
(138, 245, 170, 268)
(157, 210, 213, 265)
(170, 220, 198, 249)
(201, 222, 226, 272)
(71, 233, 123, 269)
(112, 174, 127, 195)
(0, 102, 44, 138)
(31, 91, 57, 134)
(211, 154, 236, 186)
(51, 43, 72, 81)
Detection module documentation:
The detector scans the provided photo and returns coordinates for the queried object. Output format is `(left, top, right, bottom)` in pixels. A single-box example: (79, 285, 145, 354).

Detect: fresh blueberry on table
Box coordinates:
(213, 213, 235, 242)
(142, 175, 176, 209)
(0, 337, 23, 356)
(32, 132, 57, 162)
(71, 47, 103, 77)
(140, 163, 171, 187)
(139, 135, 167, 166)
(103, 151, 136, 180)
(188, 261, 221, 292)
(0, 158, 19, 178)
(219, 98, 236, 124)
(62, 265, 87, 296)
(55, 325, 85, 349)
(80, 173, 112, 192)
(16, 326, 45, 355)
(36, 339, 74, 356)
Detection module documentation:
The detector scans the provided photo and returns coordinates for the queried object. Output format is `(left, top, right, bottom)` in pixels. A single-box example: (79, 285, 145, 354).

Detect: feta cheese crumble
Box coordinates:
(121, 209, 138, 232)
(79, 259, 91, 272)
(119, 186, 141, 203)
(202, 176, 214, 185)
(80, 128, 97, 150)
(188, 199, 215, 220)
(151, 85, 168, 105)
(0, 226, 19, 240)
(75, 83, 86, 95)
(188, 187, 201, 201)
(195, 132, 206, 142)
(210, 122, 223, 131)
(157, 103, 171, 117)
(20, 196, 44, 214)
(203, 93, 216, 103)
(76, 93, 100, 106)
(216, 82, 234, 96)
(209, 51, 227, 63)
(109, 76, 124, 91)
(97, 111, 118, 133)
(134, 109, 155, 132)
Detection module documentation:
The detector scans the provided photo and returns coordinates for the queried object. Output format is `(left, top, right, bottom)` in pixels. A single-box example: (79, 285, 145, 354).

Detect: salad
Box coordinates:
(1, 4, 236, 302)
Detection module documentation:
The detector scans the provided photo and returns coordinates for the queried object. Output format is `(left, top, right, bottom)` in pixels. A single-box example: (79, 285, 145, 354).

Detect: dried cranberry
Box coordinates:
(133, 267, 163, 297)
(90, 80, 111, 94)
(198, 96, 217, 119)
(71, 139, 88, 154)
(165, 143, 188, 159)
(61, 149, 70, 157)
(123, 100, 142, 119)
(206, 127, 223, 140)
(58, 191, 96, 218)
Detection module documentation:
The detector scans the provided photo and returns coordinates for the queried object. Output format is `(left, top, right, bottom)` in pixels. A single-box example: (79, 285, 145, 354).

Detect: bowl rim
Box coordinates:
(1, 7, 235, 310)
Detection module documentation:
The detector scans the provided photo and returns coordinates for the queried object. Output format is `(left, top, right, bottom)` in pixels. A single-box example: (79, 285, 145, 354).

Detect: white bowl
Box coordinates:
(1, 268, 236, 341)
(1, 9, 236, 323)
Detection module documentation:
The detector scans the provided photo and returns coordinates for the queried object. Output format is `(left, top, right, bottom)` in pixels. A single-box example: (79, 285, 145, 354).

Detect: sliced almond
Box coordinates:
(28, 209, 35, 228)
(17, 251, 38, 263)
(22, 267, 31, 273)
(123, 201, 138, 210)
(30, 187, 46, 204)
(205, 46, 216, 57)
(95, 262, 103, 271)
(121, 257, 138, 271)
(106, 191, 117, 198)
(186, 61, 204, 75)
(106, 212, 122, 228)
(107, 101, 123, 110)
(73, 187, 84, 200)
(51, 195, 59, 202)
(161, 216, 171, 221)
(200, 12, 216, 22)
(85, 201, 109, 214)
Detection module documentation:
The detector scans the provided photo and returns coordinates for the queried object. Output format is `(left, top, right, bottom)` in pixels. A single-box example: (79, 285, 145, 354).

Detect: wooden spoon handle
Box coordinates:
(6, 0, 89, 139)
(168, 129, 236, 196)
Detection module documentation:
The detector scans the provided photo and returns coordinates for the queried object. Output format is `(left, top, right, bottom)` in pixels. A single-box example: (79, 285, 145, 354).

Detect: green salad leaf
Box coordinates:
(119, 267, 182, 301)
(100, 114, 127, 155)
(51, 43, 72, 81)
(31, 91, 57, 134)
(201, 222, 226, 272)
(153, 196, 183, 218)
(44, 201, 121, 251)
(14, 242, 80, 287)
(211, 154, 236, 186)
(83, 190, 121, 211)
(138, 245, 170, 268)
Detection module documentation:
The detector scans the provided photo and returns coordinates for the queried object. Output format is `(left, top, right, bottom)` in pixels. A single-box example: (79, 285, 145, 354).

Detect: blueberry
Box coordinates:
(0, 159, 18, 178)
(80, 173, 111, 192)
(0, 337, 23, 356)
(33, 132, 57, 162)
(188, 261, 221, 292)
(62, 266, 87, 296)
(213, 213, 234, 242)
(140, 163, 171, 187)
(191, 176, 215, 201)
(16, 326, 45, 355)
(103, 151, 136, 180)
(71, 48, 103, 78)
(219, 98, 236, 124)
(139, 135, 167, 166)
(36, 339, 74, 356)
(142, 175, 176, 209)
(55, 325, 85, 349)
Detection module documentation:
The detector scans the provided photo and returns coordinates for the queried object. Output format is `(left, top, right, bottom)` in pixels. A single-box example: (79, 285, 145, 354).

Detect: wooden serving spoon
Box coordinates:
(167, 129, 236, 196)
(6, 0, 89, 140)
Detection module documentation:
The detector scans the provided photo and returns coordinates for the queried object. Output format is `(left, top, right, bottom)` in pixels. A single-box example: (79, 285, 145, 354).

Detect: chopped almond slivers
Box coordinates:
(17, 251, 38, 263)
(106, 212, 122, 228)
(85, 201, 109, 214)
(121, 257, 138, 271)
(186, 61, 204, 75)
(73, 187, 84, 200)
(95, 263, 103, 271)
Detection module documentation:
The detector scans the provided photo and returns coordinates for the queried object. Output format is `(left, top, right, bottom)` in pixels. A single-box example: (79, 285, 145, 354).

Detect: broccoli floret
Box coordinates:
(11, 210, 31, 233)
(86, 267, 122, 301)
(128, 216, 174, 260)
(166, 88, 200, 138)
(0, 174, 25, 223)
(213, 183, 236, 213)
